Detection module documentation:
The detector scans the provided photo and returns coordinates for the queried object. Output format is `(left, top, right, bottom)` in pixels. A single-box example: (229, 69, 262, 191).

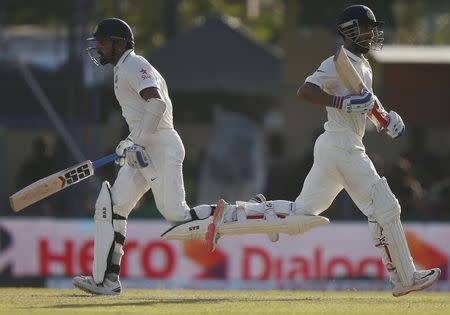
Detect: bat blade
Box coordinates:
(334, 46, 365, 94)
(9, 160, 94, 212)
(334, 46, 389, 128)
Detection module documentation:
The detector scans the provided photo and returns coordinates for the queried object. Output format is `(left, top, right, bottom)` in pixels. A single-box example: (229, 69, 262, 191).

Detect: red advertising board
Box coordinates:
(0, 219, 448, 283)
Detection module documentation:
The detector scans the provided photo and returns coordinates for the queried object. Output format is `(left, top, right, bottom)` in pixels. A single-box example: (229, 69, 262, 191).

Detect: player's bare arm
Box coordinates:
(297, 82, 332, 107)
(298, 81, 374, 114)
(140, 86, 161, 101)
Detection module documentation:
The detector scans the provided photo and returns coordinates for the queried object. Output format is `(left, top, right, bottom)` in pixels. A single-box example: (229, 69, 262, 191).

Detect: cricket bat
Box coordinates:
(9, 152, 118, 212)
(334, 45, 389, 128)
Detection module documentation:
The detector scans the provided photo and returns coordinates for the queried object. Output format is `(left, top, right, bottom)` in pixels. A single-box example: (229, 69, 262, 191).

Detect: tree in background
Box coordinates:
(392, 0, 426, 44)
(294, 0, 450, 45)
(95, 0, 283, 55)
(392, 0, 450, 44)
(2, 0, 282, 56)
(432, 13, 450, 44)
(3, 0, 449, 52)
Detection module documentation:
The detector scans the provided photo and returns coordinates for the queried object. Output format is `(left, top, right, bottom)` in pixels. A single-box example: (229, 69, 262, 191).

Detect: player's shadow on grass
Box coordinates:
(35, 296, 322, 309)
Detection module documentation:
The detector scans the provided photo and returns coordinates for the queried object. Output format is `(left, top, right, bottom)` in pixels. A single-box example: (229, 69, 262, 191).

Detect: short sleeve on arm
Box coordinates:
(128, 61, 158, 94)
(304, 57, 338, 92)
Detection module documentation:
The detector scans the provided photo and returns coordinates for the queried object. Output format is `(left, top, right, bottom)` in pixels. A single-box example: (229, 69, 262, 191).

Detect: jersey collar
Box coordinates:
(115, 49, 133, 69)
(343, 47, 366, 64)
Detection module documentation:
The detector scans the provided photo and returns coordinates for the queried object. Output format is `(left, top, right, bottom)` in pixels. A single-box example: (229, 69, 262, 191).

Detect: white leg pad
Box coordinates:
(263, 203, 279, 242)
(372, 177, 415, 286)
(93, 181, 114, 284)
(219, 214, 329, 236)
(368, 219, 396, 273)
(236, 200, 295, 242)
(107, 218, 127, 281)
(379, 218, 415, 286)
(190, 204, 214, 220)
(236, 200, 294, 216)
(161, 214, 329, 240)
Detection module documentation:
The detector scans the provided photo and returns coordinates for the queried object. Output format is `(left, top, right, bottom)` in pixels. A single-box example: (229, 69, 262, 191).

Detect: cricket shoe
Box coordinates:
(205, 199, 232, 252)
(72, 275, 121, 295)
(391, 268, 441, 297)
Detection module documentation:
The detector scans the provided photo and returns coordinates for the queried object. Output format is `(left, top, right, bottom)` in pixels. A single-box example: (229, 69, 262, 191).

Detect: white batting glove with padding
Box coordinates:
(116, 138, 134, 156)
(332, 89, 374, 114)
(386, 110, 405, 139)
(115, 138, 134, 166)
(125, 144, 150, 169)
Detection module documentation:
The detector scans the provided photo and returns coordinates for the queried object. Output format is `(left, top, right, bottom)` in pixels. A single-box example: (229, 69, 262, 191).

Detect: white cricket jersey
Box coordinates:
(305, 47, 373, 138)
(113, 49, 174, 134)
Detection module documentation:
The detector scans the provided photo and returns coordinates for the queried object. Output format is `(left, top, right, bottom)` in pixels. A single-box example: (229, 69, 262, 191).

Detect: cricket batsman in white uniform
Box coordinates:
(294, 5, 440, 296)
(166, 3, 442, 299)
(72, 18, 218, 295)
(162, 6, 440, 296)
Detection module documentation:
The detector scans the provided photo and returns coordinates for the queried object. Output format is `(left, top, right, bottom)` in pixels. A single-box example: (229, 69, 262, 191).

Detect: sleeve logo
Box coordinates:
(140, 68, 150, 80)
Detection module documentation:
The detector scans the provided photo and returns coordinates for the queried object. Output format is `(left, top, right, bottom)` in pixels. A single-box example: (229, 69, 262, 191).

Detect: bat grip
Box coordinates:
(371, 103, 390, 129)
(92, 153, 119, 169)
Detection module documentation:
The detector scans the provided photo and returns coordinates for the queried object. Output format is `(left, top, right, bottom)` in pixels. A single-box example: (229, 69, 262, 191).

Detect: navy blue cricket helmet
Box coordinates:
(86, 18, 134, 66)
(87, 18, 134, 46)
(337, 5, 384, 51)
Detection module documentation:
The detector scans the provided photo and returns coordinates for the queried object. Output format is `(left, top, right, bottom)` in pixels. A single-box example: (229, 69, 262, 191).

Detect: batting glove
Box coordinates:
(125, 144, 150, 169)
(386, 110, 405, 139)
(332, 89, 374, 114)
(115, 138, 134, 166)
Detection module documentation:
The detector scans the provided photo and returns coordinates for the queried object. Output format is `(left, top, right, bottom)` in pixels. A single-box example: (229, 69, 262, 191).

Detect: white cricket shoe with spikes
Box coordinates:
(391, 268, 441, 297)
(72, 275, 121, 295)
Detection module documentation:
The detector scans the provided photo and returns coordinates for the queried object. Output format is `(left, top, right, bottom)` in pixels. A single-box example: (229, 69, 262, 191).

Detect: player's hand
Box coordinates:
(332, 90, 374, 114)
(386, 110, 405, 139)
(115, 138, 134, 166)
(115, 139, 134, 156)
(125, 144, 150, 169)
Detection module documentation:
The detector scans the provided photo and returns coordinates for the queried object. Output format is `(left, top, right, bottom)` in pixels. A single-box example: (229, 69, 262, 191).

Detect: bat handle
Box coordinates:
(92, 153, 119, 169)
(371, 103, 390, 129)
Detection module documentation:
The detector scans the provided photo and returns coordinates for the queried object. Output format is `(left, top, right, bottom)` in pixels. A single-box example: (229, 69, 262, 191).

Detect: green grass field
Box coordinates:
(0, 288, 448, 315)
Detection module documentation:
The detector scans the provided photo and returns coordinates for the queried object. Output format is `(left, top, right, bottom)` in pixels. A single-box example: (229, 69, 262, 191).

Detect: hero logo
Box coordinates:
(39, 239, 175, 278)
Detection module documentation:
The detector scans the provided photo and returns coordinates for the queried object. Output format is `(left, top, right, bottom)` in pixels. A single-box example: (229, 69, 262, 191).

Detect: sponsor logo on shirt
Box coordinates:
(140, 68, 150, 80)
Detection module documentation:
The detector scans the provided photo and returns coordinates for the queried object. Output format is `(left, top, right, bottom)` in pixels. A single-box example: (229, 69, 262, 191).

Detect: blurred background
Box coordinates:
(0, 0, 449, 290)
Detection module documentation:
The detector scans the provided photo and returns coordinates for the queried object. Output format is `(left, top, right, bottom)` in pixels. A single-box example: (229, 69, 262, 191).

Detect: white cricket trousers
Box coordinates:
(294, 131, 381, 217)
(110, 129, 190, 222)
